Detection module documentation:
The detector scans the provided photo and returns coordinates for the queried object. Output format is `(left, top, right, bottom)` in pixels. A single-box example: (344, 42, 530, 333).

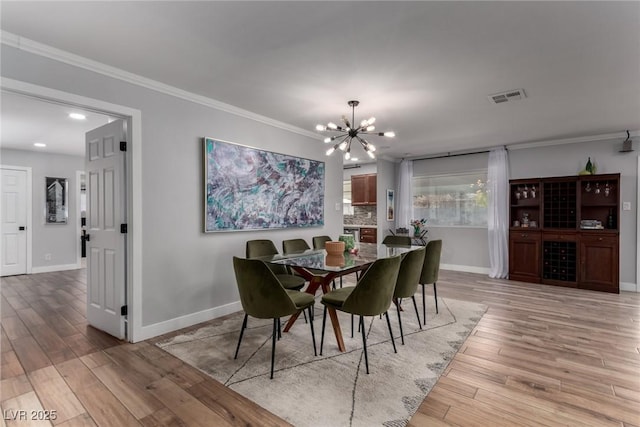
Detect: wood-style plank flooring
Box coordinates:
(1, 268, 639, 426)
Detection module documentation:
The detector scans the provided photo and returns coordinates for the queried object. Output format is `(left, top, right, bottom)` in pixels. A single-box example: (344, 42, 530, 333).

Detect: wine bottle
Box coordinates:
(586, 157, 593, 174)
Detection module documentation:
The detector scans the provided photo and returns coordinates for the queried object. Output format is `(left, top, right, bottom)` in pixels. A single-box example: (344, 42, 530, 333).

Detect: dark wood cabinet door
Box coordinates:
(360, 227, 377, 243)
(366, 175, 377, 204)
(509, 232, 541, 283)
(351, 175, 367, 205)
(580, 234, 619, 292)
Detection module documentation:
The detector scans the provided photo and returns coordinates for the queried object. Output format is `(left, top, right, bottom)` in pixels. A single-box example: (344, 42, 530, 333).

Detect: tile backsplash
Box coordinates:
(344, 205, 377, 226)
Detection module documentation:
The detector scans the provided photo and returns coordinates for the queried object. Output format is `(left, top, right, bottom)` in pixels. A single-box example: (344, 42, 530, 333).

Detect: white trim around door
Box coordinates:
(1, 77, 143, 342)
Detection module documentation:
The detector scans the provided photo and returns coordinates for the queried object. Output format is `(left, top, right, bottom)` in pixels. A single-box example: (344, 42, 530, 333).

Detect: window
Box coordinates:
(412, 171, 488, 227)
(343, 180, 354, 216)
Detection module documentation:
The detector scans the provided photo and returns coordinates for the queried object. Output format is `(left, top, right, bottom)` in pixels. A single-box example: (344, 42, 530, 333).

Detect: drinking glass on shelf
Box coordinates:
(515, 188, 521, 200)
(585, 182, 591, 192)
(595, 183, 600, 195)
(604, 183, 610, 197)
(531, 186, 536, 198)
(522, 185, 528, 199)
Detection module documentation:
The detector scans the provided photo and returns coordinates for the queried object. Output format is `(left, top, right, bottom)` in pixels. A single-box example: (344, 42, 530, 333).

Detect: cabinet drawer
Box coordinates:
(360, 228, 376, 236)
(510, 231, 540, 241)
(543, 232, 576, 241)
(359, 227, 377, 243)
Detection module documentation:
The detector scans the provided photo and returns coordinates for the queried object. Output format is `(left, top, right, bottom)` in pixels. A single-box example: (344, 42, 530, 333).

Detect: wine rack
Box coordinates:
(543, 181, 577, 229)
(542, 241, 577, 282)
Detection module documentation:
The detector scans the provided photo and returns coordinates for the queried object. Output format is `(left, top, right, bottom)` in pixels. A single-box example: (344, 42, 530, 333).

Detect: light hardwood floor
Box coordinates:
(1, 268, 639, 426)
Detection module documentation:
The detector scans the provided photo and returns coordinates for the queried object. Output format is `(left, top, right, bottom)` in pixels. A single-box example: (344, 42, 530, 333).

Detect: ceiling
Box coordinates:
(1, 1, 639, 161)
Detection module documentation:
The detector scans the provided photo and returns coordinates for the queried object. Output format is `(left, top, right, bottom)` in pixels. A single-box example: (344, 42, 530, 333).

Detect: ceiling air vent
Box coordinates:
(488, 89, 526, 104)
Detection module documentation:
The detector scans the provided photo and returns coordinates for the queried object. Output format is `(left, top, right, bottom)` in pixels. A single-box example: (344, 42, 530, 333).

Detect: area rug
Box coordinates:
(157, 296, 486, 427)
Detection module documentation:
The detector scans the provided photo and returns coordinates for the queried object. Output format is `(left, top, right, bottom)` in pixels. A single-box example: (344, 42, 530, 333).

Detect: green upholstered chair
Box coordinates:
(393, 247, 426, 345)
(282, 238, 311, 254)
(232, 257, 317, 379)
(312, 235, 332, 250)
(319, 255, 402, 374)
(382, 235, 411, 245)
(246, 239, 306, 291)
(419, 240, 442, 322)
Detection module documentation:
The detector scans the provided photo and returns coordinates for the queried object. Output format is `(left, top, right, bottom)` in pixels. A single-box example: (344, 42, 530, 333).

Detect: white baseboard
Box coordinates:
(440, 263, 491, 275)
(31, 263, 81, 274)
(620, 282, 638, 292)
(134, 300, 243, 342)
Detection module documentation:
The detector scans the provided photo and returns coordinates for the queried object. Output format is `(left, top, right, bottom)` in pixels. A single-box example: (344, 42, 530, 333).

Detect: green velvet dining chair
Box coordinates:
(246, 239, 306, 291)
(312, 235, 332, 250)
(319, 255, 402, 374)
(232, 257, 317, 379)
(393, 247, 426, 345)
(382, 235, 411, 245)
(282, 238, 311, 254)
(419, 239, 442, 323)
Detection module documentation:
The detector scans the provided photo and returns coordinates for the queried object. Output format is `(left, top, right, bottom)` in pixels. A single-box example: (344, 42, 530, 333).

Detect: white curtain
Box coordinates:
(396, 159, 413, 231)
(487, 147, 509, 278)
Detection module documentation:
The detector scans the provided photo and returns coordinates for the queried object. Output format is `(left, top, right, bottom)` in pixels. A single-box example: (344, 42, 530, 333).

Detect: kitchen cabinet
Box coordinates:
(360, 227, 377, 244)
(579, 233, 618, 293)
(351, 174, 377, 206)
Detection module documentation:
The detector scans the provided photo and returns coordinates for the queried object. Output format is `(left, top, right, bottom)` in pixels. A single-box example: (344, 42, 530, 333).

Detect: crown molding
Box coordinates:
(506, 130, 640, 151)
(1, 31, 321, 141)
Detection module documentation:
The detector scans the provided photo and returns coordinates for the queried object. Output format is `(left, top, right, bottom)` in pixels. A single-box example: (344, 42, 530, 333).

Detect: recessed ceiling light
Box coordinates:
(34, 143, 46, 148)
(69, 113, 86, 120)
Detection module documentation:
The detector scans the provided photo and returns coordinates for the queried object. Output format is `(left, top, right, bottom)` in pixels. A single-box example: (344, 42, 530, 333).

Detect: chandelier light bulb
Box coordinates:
(366, 125, 375, 132)
(345, 151, 351, 160)
(326, 147, 335, 155)
(360, 119, 368, 127)
(367, 150, 376, 159)
(316, 124, 326, 131)
(327, 122, 338, 130)
(369, 144, 376, 152)
(383, 131, 395, 137)
(351, 157, 359, 161)
(339, 140, 348, 151)
(367, 117, 376, 125)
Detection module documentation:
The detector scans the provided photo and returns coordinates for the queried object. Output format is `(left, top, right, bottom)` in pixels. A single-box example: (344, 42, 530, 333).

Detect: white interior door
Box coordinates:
(86, 120, 127, 339)
(1, 168, 28, 276)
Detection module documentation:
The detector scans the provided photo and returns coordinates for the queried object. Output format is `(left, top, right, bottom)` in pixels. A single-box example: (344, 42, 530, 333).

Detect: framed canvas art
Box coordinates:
(386, 189, 395, 221)
(45, 177, 68, 224)
(204, 137, 325, 232)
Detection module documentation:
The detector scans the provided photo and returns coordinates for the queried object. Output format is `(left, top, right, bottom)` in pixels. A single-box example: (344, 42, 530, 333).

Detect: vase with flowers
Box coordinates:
(410, 218, 427, 238)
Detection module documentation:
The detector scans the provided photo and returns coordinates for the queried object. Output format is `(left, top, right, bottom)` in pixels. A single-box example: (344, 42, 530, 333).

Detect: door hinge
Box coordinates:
(121, 305, 128, 316)
(120, 141, 127, 152)
(120, 224, 128, 234)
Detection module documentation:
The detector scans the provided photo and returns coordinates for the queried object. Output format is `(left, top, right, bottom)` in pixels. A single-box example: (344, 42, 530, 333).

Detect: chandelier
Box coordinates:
(316, 100, 395, 160)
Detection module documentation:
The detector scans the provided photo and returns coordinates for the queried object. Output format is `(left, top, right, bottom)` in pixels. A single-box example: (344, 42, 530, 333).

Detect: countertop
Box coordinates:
(343, 224, 377, 229)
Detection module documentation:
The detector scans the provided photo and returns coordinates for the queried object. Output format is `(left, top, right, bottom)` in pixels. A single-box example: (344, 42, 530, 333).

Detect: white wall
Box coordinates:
(1, 44, 344, 338)
(1, 149, 83, 270)
(375, 159, 396, 242)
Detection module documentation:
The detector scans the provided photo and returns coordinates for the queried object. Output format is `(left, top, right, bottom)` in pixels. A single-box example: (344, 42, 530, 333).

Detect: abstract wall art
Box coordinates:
(204, 137, 325, 232)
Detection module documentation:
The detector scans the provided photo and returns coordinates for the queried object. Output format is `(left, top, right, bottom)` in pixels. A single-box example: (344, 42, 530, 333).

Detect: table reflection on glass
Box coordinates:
(261, 243, 422, 352)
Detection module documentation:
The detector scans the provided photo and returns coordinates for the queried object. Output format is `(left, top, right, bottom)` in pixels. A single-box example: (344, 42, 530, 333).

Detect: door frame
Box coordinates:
(75, 169, 84, 269)
(1, 77, 143, 342)
(0, 165, 33, 275)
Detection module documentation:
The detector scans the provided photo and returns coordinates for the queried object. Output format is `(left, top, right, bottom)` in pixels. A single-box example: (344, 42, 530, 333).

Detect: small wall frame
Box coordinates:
(45, 177, 68, 224)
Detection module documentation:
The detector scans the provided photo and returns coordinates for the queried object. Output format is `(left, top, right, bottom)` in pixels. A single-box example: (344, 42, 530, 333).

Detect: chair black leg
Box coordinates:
(351, 314, 354, 338)
(308, 307, 317, 356)
(234, 313, 248, 359)
(277, 317, 282, 340)
(303, 309, 308, 323)
(384, 311, 397, 354)
(396, 301, 405, 345)
(270, 318, 277, 379)
(411, 296, 422, 329)
(433, 282, 439, 314)
(320, 305, 327, 356)
(422, 283, 427, 324)
(360, 316, 369, 374)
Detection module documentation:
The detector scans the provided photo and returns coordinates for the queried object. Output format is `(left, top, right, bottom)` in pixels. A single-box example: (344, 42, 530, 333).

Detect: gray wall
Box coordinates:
(509, 139, 637, 284)
(1, 149, 83, 268)
(1, 45, 344, 331)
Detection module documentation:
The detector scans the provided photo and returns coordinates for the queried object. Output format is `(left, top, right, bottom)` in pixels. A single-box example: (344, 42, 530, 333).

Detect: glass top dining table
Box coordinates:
(258, 243, 423, 352)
